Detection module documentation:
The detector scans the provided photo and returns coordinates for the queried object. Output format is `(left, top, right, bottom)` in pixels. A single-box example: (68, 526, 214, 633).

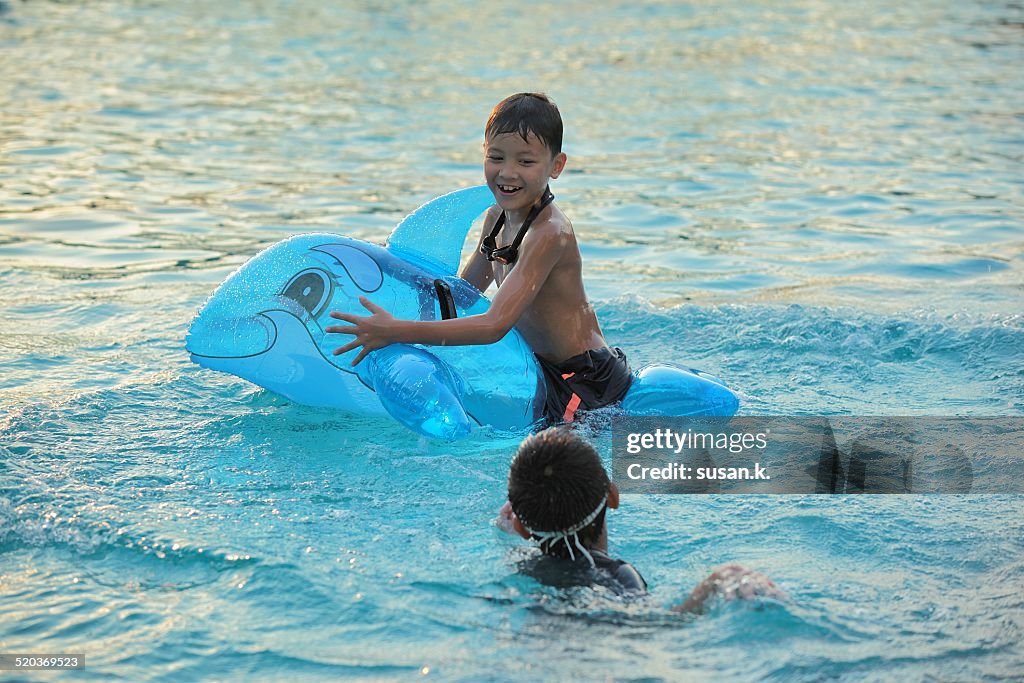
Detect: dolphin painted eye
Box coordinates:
(282, 269, 332, 317)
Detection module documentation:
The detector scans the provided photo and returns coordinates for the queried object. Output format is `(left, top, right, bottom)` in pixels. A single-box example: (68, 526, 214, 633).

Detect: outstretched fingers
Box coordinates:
(332, 339, 362, 356)
(327, 313, 363, 358)
(359, 296, 385, 314)
(350, 345, 372, 366)
(325, 323, 359, 334)
(326, 298, 391, 365)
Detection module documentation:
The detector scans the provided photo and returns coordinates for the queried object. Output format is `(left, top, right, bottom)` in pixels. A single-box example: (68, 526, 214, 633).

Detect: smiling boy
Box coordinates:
(327, 93, 632, 425)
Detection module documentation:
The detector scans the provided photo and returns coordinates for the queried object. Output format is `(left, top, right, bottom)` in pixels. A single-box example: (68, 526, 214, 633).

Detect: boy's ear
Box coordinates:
(512, 515, 532, 540)
(608, 481, 620, 509)
(549, 152, 567, 179)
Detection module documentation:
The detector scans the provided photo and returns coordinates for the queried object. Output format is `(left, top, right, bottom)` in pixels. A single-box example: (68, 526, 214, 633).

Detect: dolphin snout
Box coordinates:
(186, 314, 276, 359)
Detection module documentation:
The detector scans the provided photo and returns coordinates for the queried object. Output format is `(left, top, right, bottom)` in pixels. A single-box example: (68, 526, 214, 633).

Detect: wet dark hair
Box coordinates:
(507, 428, 608, 559)
(485, 92, 563, 156)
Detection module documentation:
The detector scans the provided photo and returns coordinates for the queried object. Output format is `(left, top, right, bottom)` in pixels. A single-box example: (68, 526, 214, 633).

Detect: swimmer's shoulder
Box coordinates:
(613, 561, 648, 594)
(592, 550, 648, 594)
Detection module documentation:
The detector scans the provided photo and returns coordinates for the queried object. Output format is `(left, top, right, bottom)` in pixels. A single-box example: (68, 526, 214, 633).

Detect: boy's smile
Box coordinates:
(484, 131, 566, 222)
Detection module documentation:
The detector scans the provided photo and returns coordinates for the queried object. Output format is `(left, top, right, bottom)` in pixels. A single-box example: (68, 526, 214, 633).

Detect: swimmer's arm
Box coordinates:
(673, 575, 717, 614)
(327, 225, 565, 365)
(672, 564, 784, 614)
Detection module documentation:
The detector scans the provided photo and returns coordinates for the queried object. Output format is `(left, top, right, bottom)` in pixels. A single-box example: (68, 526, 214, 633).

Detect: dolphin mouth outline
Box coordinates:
(187, 311, 281, 361)
(190, 305, 478, 431)
(186, 311, 278, 362)
(187, 261, 338, 362)
(188, 307, 357, 378)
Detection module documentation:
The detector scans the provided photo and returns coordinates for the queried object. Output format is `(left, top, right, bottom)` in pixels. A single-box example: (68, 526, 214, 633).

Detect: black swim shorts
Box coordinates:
(535, 347, 633, 424)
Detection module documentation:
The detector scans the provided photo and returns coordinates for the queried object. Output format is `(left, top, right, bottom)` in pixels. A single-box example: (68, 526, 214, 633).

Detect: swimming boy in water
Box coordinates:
(326, 92, 632, 425)
(505, 427, 648, 594)
(502, 427, 786, 607)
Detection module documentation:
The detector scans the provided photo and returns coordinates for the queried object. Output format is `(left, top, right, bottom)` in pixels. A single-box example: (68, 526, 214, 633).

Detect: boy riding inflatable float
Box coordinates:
(186, 186, 739, 440)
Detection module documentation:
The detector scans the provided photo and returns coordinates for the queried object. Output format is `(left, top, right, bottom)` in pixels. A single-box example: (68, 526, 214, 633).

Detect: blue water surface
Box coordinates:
(1, 1, 1023, 681)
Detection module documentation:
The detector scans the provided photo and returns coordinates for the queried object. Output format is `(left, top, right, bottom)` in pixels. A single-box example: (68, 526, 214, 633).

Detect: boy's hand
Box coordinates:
(326, 296, 398, 366)
(672, 563, 785, 614)
(495, 500, 518, 535)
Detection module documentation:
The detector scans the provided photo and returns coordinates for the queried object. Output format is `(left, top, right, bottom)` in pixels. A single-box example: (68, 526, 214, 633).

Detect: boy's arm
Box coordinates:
(326, 223, 566, 366)
(672, 564, 784, 614)
(459, 240, 495, 293)
(459, 209, 497, 293)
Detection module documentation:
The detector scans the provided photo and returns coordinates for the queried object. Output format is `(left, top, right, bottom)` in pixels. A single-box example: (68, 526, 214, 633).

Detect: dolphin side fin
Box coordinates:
(356, 344, 473, 440)
(386, 185, 495, 276)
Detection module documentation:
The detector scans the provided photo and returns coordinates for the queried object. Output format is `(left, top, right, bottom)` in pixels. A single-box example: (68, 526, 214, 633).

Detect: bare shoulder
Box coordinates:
(546, 201, 573, 233)
(522, 203, 573, 249)
(481, 204, 502, 231)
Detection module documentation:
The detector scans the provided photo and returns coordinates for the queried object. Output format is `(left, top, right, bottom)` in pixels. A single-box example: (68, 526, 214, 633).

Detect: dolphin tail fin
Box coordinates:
(358, 344, 473, 440)
(385, 186, 494, 275)
(622, 364, 740, 417)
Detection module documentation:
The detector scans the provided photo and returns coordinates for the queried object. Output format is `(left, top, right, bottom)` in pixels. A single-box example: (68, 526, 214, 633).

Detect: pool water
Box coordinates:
(1, 1, 1022, 680)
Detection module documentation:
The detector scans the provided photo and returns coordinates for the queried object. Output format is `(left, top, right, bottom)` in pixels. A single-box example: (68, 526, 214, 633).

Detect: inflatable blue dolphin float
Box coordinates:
(186, 186, 739, 440)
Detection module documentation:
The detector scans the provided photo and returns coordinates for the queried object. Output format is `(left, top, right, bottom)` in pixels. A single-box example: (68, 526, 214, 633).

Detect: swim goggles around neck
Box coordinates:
(480, 186, 555, 265)
(521, 494, 607, 569)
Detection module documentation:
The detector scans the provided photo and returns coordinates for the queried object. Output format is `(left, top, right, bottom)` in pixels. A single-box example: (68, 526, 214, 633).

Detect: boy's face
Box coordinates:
(484, 132, 566, 214)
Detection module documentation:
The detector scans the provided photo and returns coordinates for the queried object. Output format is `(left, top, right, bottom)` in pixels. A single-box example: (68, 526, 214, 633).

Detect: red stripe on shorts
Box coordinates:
(561, 372, 582, 423)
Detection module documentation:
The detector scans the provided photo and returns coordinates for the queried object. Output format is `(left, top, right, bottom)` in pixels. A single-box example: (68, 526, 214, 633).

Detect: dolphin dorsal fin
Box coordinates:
(386, 185, 494, 275)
